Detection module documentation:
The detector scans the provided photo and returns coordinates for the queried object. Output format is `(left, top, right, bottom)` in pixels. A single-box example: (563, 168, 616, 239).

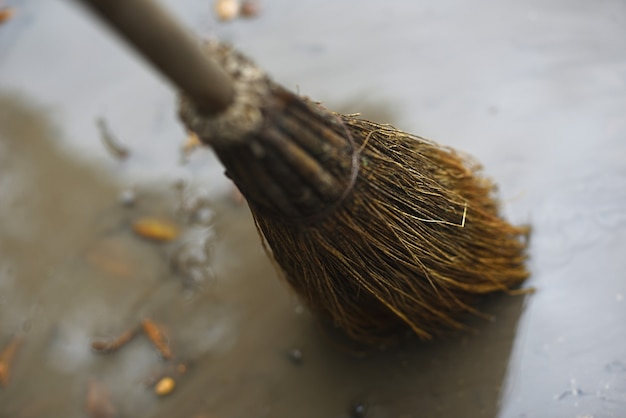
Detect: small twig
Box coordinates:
(141, 319, 172, 360)
(0, 335, 23, 387)
(91, 327, 139, 354)
(96, 118, 130, 160)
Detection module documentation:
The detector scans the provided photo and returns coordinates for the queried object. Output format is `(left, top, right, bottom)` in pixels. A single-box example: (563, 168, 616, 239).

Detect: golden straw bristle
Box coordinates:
(253, 117, 529, 346)
(179, 42, 530, 347)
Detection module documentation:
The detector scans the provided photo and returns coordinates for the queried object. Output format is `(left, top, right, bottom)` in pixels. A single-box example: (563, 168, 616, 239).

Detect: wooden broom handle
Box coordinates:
(75, 0, 235, 115)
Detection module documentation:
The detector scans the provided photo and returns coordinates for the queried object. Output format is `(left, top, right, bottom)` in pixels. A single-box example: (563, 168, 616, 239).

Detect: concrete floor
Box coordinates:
(0, 0, 625, 417)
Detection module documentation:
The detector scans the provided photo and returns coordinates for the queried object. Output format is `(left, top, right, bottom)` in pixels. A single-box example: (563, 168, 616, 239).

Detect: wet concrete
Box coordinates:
(1, 0, 626, 417)
(0, 93, 523, 418)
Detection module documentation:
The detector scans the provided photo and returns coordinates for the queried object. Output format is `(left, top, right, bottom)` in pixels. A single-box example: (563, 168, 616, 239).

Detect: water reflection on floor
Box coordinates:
(1, 0, 626, 417)
(0, 93, 523, 417)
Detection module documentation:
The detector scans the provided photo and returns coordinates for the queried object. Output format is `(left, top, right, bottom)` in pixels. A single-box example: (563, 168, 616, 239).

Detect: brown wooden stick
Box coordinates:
(74, 0, 234, 115)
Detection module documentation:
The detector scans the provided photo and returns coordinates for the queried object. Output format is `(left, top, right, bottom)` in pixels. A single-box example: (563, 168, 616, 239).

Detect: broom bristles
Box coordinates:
(180, 42, 530, 347)
(253, 117, 529, 346)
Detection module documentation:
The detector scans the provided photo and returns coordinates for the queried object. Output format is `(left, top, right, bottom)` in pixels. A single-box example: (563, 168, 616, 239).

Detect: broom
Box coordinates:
(77, 0, 530, 347)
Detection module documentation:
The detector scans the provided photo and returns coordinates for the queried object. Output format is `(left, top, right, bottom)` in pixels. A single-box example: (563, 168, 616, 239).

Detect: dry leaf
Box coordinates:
(176, 363, 187, 374)
(132, 218, 180, 242)
(240, 0, 260, 18)
(96, 118, 129, 160)
(0, 7, 15, 24)
(182, 131, 202, 155)
(91, 327, 138, 354)
(86, 379, 117, 418)
(141, 319, 172, 360)
(154, 376, 176, 396)
(85, 238, 136, 279)
(215, 0, 239, 21)
(0, 335, 23, 387)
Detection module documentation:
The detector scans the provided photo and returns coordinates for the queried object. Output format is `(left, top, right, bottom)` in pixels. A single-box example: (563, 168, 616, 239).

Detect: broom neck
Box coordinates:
(180, 45, 359, 222)
(216, 89, 359, 223)
(76, 0, 358, 222)
(75, 0, 235, 115)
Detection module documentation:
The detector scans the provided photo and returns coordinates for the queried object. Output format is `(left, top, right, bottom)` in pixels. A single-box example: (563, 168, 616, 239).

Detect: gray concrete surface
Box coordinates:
(0, 0, 625, 417)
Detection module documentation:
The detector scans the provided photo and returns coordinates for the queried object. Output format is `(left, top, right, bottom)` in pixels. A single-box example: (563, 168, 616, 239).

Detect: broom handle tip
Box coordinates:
(75, 0, 235, 115)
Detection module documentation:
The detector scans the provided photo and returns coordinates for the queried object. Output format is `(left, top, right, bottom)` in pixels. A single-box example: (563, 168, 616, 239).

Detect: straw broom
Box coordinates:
(77, 0, 530, 347)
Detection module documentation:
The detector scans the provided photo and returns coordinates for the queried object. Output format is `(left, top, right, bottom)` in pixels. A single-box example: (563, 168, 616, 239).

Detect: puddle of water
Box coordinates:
(0, 93, 523, 417)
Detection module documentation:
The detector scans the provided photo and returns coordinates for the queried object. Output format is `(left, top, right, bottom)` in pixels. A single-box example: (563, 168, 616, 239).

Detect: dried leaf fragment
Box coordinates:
(86, 238, 136, 279)
(86, 379, 117, 418)
(154, 376, 176, 396)
(91, 327, 138, 354)
(240, 0, 260, 18)
(132, 217, 180, 242)
(214, 0, 240, 21)
(141, 319, 172, 360)
(96, 118, 129, 160)
(182, 131, 202, 155)
(176, 363, 187, 374)
(0, 7, 15, 24)
(86, 252, 134, 278)
(0, 335, 23, 387)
